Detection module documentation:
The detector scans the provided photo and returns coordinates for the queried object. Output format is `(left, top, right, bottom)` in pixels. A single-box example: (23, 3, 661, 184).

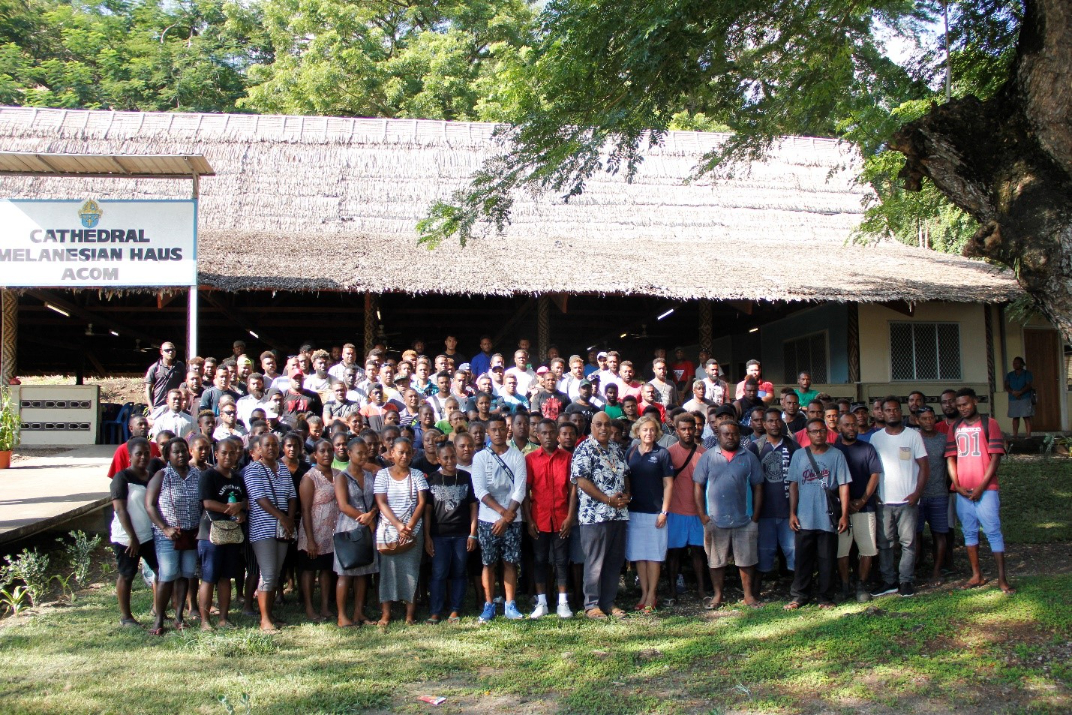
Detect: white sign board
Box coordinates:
(0, 199, 197, 287)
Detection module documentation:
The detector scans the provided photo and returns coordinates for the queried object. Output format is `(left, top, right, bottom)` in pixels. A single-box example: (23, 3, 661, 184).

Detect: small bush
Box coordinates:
(0, 548, 51, 607)
(58, 530, 103, 586)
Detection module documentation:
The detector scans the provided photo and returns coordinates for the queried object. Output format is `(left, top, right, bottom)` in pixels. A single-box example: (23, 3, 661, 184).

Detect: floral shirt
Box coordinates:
(570, 438, 629, 525)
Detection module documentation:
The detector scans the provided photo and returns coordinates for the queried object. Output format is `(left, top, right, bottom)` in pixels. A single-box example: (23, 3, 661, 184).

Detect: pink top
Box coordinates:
(298, 466, 340, 554)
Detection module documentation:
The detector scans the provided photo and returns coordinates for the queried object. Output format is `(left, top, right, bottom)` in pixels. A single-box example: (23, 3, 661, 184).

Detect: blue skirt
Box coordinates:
(625, 512, 669, 562)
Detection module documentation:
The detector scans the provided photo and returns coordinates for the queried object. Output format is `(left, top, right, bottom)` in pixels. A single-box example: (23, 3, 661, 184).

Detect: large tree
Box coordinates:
(420, 0, 1072, 343)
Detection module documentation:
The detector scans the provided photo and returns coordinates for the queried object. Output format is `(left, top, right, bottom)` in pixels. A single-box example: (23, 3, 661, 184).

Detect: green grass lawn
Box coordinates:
(0, 457, 1069, 714)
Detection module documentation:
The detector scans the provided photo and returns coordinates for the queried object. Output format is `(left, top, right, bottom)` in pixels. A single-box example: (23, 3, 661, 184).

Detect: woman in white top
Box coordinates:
(373, 437, 428, 626)
(108, 437, 157, 628)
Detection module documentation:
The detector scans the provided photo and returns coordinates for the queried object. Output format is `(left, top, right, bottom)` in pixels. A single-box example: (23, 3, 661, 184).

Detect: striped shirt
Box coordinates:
(154, 464, 202, 533)
(244, 461, 297, 542)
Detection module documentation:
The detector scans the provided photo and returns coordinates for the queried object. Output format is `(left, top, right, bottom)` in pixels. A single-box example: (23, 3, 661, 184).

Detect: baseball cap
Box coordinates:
(237, 356, 253, 367)
(579, 379, 592, 388)
(490, 364, 504, 372)
(288, 367, 303, 379)
(536, 366, 550, 375)
(596, 351, 608, 359)
(459, 362, 471, 372)
(851, 402, 868, 413)
(715, 404, 738, 419)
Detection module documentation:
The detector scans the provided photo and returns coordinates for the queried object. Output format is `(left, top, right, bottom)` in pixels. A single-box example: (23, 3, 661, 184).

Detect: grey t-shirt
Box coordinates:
(921, 432, 950, 499)
(692, 448, 763, 529)
(788, 447, 850, 532)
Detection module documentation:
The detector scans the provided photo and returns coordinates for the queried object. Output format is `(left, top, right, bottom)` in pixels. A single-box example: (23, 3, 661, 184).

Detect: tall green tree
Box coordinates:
(421, 0, 1072, 344)
(0, 0, 269, 112)
(241, 0, 536, 120)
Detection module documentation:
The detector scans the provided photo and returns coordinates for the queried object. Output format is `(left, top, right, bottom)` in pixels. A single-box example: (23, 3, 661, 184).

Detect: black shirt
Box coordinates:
(784, 413, 806, 434)
(145, 360, 186, 408)
(411, 452, 440, 476)
(425, 469, 476, 538)
(198, 467, 247, 539)
(531, 390, 570, 420)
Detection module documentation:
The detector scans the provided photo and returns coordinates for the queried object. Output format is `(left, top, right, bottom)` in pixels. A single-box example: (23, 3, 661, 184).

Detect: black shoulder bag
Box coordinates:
(805, 447, 841, 531)
(333, 472, 375, 569)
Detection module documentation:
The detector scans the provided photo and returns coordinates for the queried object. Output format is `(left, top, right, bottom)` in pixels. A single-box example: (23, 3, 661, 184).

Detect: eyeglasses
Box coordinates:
(222, 410, 236, 415)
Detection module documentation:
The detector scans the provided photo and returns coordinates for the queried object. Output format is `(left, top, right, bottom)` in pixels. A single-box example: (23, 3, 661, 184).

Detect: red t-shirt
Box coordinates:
(944, 417, 1004, 492)
(793, 427, 838, 446)
(670, 361, 695, 387)
(525, 448, 573, 532)
(107, 441, 162, 478)
(667, 442, 706, 515)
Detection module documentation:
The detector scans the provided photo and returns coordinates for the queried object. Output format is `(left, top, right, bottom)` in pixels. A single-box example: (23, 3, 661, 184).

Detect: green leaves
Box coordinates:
(0, 0, 269, 112)
(241, 0, 536, 120)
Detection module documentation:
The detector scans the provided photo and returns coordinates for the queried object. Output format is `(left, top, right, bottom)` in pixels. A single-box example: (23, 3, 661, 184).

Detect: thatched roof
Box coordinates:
(0, 106, 1019, 302)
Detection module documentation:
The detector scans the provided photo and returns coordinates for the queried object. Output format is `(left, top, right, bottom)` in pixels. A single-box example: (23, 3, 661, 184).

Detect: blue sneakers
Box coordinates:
(504, 600, 523, 620)
(478, 601, 497, 623)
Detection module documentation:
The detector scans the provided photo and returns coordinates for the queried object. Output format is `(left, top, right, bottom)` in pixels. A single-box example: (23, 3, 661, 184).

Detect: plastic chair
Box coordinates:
(103, 402, 133, 444)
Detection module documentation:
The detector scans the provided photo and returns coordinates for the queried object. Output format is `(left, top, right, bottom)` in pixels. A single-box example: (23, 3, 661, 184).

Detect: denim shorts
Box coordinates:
(197, 539, 244, 583)
(154, 532, 198, 582)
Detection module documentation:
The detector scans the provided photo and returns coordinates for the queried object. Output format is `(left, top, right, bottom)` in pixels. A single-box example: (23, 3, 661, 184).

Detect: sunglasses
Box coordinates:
(162, 348, 175, 353)
(222, 410, 236, 415)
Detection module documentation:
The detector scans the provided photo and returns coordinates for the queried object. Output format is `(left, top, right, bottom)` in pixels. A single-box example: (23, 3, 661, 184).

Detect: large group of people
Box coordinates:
(107, 335, 1014, 633)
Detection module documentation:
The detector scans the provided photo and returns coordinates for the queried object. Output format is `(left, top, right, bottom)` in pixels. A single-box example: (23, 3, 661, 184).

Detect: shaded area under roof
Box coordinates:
(0, 150, 213, 179)
(0, 106, 1020, 302)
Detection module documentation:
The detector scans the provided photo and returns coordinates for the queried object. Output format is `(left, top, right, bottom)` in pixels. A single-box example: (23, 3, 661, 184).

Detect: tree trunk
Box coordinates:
(891, 0, 1072, 345)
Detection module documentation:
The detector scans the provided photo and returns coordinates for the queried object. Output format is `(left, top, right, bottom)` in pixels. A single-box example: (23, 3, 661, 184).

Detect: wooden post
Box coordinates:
(698, 299, 713, 354)
(537, 294, 550, 362)
(847, 302, 861, 386)
(364, 293, 377, 356)
(984, 303, 996, 410)
(1, 290, 15, 384)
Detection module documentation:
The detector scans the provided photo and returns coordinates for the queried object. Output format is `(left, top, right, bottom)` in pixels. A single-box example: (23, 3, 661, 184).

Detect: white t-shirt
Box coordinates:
(505, 367, 536, 396)
(470, 446, 528, 524)
(869, 427, 927, 505)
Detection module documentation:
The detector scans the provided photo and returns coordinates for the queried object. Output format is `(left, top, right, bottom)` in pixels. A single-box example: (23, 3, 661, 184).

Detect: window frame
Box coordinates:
(782, 330, 830, 384)
(888, 321, 962, 382)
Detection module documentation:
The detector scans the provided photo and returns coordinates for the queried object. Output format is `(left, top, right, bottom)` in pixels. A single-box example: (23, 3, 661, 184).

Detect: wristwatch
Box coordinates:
(659, 511, 668, 516)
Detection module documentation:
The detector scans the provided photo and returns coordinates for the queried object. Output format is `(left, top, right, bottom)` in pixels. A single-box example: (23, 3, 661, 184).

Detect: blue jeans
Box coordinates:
(956, 491, 1004, 552)
(429, 535, 469, 616)
(757, 517, 796, 573)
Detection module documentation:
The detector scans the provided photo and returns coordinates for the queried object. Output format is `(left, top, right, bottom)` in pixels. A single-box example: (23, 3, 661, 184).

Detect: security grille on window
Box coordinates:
(890, 322, 962, 381)
(783, 332, 828, 384)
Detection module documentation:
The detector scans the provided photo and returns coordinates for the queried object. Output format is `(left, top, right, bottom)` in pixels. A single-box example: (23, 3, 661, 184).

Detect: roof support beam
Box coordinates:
(201, 291, 288, 353)
(24, 289, 160, 347)
(490, 297, 535, 352)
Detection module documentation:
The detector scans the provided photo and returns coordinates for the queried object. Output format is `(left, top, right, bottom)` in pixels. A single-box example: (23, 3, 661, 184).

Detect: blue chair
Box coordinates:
(103, 402, 134, 445)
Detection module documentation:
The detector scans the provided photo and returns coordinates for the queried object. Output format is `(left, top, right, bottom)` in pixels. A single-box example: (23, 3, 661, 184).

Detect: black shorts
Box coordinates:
(298, 550, 335, 571)
(112, 541, 158, 580)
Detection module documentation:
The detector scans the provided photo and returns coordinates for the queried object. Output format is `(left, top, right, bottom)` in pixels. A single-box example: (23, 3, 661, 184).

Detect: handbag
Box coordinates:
(210, 519, 244, 546)
(266, 465, 296, 542)
(377, 472, 418, 555)
(805, 447, 842, 531)
(333, 473, 375, 569)
(173, 528, 197, 551)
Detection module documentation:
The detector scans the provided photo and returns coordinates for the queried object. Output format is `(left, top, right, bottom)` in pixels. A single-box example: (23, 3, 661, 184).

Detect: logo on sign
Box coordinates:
(78, 200, 101, 228)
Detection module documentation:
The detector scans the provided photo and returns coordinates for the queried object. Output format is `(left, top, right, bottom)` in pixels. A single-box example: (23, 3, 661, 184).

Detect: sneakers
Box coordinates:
(869, 582, 898, 598)
(675, 574, 686, 594)
(856, 583, 872, 603)
(478, 602, 496, 623)
(899, 582, 915, 598)
(529, 603, 549, 620)
(556, 602, 574, 619)
(504, 601, 523, 620)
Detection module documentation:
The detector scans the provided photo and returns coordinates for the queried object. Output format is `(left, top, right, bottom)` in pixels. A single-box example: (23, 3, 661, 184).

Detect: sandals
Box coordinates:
(119, 618, 140, 628)
(783, 600, 805, 611)
(447, 615, 461, 624)
(703, 597, 722, 610)
(425, 616, 441, 624)
(147, 626, 166, 636)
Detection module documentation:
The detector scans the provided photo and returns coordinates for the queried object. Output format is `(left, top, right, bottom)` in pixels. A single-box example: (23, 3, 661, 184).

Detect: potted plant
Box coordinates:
(0, 385, 19, 469)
